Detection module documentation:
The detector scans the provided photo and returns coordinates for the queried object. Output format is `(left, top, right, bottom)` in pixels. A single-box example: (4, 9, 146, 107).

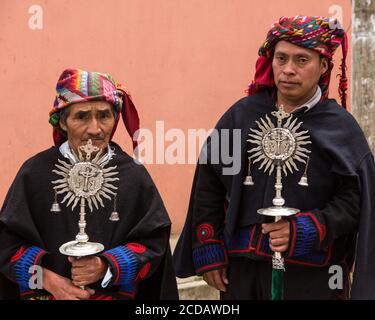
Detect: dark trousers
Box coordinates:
(220, 257, 349, 300)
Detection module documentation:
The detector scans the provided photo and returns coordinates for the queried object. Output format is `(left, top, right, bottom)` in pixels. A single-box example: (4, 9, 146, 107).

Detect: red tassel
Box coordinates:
(53, 128, 67, 147)
(116, 85, 140, 150)
(338, 32, 348, 109)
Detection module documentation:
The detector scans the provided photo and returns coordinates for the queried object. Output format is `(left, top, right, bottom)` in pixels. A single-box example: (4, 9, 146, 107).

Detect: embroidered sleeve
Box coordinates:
(192, 223, 228, 275)
(287, 212, 327, 258)
(191, 153, 229, 275)
(193, 242, 228, 275)
(9, 245, 47, 293)
(100, 243, 156, 298)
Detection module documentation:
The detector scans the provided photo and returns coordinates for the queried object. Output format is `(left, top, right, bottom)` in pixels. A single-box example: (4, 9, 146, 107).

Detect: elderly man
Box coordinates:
(0, 68, 178, 300)
(174, 16, 375, 299)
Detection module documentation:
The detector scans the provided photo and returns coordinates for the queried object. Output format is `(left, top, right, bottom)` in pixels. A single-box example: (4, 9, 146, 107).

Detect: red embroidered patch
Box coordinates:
(196, 224, 214, 243)
(137, 262, 151, 280)
(126, 243, 146, 254)
(11, 246, 27, 263)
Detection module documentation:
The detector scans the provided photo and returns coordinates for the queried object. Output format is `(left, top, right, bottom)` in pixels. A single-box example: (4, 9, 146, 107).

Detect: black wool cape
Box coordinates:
(0, 142, 178, 300)
(174, 90, 375, 299)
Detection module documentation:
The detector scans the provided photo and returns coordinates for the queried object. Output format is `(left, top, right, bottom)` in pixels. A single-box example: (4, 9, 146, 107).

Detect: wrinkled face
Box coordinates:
(272, 40, 328, 104)
(59, 101, 116, 154)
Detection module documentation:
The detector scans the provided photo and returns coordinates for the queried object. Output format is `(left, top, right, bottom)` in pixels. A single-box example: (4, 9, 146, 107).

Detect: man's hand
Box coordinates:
(69, 256, 107, 287)
(202, 268, 228, 292)
(262, 219, 290, 253)
(42, 268, 94, 300)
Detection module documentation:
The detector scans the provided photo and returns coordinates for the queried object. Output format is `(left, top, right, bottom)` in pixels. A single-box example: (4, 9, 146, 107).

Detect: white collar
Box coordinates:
(59, 141, 115, 162)
(291, 86, 322, 113)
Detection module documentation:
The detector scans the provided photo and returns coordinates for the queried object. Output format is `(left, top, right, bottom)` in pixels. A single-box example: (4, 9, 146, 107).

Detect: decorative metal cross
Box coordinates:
(79, 166, 98, 192)
(271, 107, 289, 126)
(79, 140, 99, 161)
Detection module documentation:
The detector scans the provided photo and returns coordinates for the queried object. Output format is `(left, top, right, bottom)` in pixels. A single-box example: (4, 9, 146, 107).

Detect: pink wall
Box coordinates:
(0, 0, 352, 234)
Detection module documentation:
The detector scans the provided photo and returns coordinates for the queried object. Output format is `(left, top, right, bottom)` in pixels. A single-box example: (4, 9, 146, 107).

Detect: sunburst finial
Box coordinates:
(52, 139, 119, 212)
(246, 107, 311, 177)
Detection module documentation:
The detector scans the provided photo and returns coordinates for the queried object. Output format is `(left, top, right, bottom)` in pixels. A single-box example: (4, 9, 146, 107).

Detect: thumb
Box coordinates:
(86, 287, 95, 296)
(221, 268, 229, 285)
(261, 224, 269, 234)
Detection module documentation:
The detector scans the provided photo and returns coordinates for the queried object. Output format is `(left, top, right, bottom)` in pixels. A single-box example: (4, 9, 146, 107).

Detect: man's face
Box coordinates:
(272, 40, 328, 104)
(59, 101, 116, 153)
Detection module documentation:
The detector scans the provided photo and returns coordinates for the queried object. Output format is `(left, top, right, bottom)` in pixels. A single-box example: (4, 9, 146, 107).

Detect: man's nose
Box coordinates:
(282, 60, 297, 76)
(86, 118, 102, 135)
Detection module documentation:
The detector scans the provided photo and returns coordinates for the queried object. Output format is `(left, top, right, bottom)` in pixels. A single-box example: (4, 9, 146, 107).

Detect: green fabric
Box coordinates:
(271, 268, 284, 300)
(49, 113, 59, 126)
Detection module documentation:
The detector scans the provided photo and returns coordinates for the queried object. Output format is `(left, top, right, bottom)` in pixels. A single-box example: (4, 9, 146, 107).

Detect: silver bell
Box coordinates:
(298, 156, 310, 187)
(243, 157, 255, 186)
(243, 176, 254, 186)
(50, 190, 61, 213)
(50, 202, 61, 213)
(110, 193, 119, 221)
(298, 175, 308, 187)
(109, 211, 120, 221)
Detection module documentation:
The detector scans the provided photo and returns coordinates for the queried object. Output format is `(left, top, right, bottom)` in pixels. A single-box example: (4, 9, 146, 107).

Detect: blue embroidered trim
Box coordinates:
(256, 222, 328, 266)
(225, 227, 253, 251)
(292, 216, 318, 257)
(104, 246, 138, 285)
(289, 250, 328, 265)
(192, 243, 226, 273)
(12, 246, 45, 292)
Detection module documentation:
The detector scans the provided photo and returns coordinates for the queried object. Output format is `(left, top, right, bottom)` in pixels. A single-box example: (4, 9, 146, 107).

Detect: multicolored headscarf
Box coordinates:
(49, 68, 140, 148)
(248, 16, 348, 108)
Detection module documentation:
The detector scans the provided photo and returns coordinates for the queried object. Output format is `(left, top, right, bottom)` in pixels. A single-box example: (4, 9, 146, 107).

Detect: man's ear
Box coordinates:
(59, 118, 67, 132)
(321, 58, 329, 75)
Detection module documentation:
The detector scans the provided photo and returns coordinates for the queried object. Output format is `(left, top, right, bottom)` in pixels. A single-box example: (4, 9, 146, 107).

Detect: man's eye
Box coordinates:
(100, 113, 111, 119)
(76, 114, 88, 120)
(299, 58, 308, 64)
(276, 56, 286, 63)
